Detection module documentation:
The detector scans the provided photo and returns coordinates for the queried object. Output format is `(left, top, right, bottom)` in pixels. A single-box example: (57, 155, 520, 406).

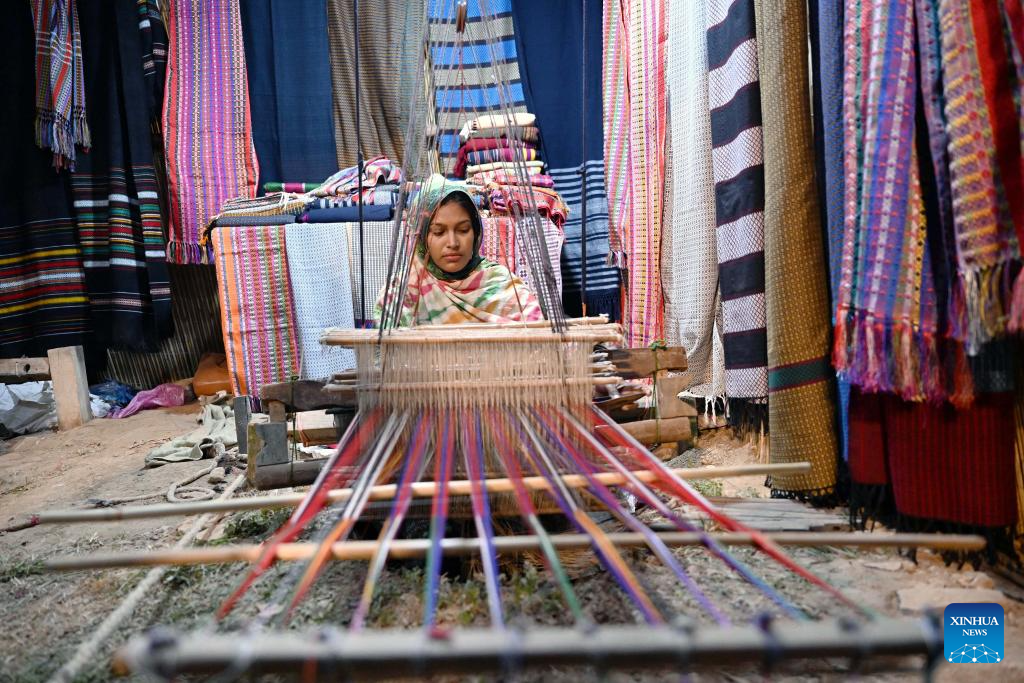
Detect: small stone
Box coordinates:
(207, 467, 227, 484)
(863, 560, 903, 572)
(897, 587, 1010, 613)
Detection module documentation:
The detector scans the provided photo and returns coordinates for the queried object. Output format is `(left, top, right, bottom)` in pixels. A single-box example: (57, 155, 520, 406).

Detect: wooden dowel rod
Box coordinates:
(354, 376, 622, 391)
(426, 315, 609, 330)
(320, 328, 623, 346)
(47, 530, 986, 571)
(113, 617, 942, 678)
(35, 463, 812, 525)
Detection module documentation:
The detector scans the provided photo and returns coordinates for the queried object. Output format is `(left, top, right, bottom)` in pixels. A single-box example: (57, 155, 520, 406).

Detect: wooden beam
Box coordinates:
(599, 415, 692, 445)
(258, 379, 356, 411)
(0, 357, 50, 382)
(606, 347, 687, 379)
(46, 346, 91, 430)
(47, 530, 987, 571)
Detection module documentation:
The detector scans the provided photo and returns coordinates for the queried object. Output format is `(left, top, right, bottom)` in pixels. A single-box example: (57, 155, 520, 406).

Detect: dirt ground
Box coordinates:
(1, 404, 1022, 682)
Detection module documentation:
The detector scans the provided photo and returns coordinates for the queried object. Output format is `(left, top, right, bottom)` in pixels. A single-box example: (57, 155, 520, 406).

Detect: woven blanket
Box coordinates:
(487, 186, 567, 229)
(284, 224, 356, 378)
(313, 157, 403, 197)
(463, 125, 540, 143)
(511, 0, 621, 321)
(454, 141, 538, 178)
(307, 188, 398, 209)
(343, 221, 396, 325)
(214, 215, 296, 227)
(602, 0, 667, 344)
(30, 0, 90, 170)
(707, 0, 768, 403)
(328, 0, 425, 167)
(163, 0, 259, 265)
(469, 171, 554, 188)
(662, 0, 724, 400)
(465, 160, 544, 176)
(428, 0, 528, 168)
(602, 0, 630, 261)
(459, 113, 536, 140)
(849, 388, 1018, 532)
(212, 226, 299, 397)
(479, 216, 564, 296)
(264, 183, 320, 193)
(71, 0, 172, 353)
(463, 147, 540, 169)
(300, 206, 393, 223)
(240, 0, 338, 191)
(755, 0, 838, 497)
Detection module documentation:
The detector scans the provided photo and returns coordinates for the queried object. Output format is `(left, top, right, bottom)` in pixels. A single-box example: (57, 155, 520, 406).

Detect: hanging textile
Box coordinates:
(848, 388, 1019, 550)
(327, 0, 426, 167)
(478, 216, 564, 296)
(754, 0, 838, 497)
(241, 0, 339, 190)
(212, 226, 299, 397)
(706, 0, 768, 410)
(427, 0, 528, 167)
(511, 0, 621, 321)
(601, 0, 667, 345)
(137, 0, 167, 121)
(284, 224, 356, 378)
(0, 1, 92, 359)
(661, 0, 724, 400)
(72, 0, 171, 353)
(30, 0, 91, 170)
(106, 265, 225, 390)
(163, 0, 259, 264)
(344, 221, 395, 326)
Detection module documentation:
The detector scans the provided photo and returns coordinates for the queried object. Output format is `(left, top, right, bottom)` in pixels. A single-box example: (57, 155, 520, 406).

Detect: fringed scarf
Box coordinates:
(30, 0, 91, 170)
(706, 0, 769, 413)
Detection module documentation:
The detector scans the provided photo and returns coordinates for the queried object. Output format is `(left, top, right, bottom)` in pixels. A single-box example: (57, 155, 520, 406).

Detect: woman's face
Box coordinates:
(426, 200, 475, 274)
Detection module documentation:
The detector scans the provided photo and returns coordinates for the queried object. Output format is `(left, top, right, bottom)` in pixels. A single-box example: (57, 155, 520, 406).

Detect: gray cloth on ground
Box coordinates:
(144, 399, 237, 467)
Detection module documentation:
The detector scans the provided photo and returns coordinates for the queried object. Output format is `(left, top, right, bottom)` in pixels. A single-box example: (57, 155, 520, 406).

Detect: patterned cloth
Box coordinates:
(212, 226, 299, 396)
(707, 0, 768, 404)
(662, 0, 724, 400)
(602, 0, 630, 261)
(30, 0, 91, 170)
(137, 0, 167, 120)
(163, 0, 259, 264)
(313, 157, 403, 197)
(344, 221, 396, 325)
(469, 171, 554, 188)
(428, 1, 529, 168)
(479, 216, 564, 296)
(465, 160, 544, 176)
(327, 0, 425, 167)
(487, 186, 568, 229)
(72, 0, 171, 353)
(240, 0, 338, 190)
(458, 113, 536, 141)
(755, 0, 838, 497)
(284, 224, 356, 378)
(603, 0, 667, 345)
(375, 177, 541, 326)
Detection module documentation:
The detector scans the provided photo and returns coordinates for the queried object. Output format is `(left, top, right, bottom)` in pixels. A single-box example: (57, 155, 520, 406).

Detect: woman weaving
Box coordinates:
(374, 174, 542, 326)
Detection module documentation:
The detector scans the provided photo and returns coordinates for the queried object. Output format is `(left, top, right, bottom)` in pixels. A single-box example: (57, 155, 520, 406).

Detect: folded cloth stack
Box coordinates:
(455, 113, 545, 179)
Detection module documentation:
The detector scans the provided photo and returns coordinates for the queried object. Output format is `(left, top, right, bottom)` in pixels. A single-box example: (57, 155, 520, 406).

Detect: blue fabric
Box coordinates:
(301, 206, 393, 223)
(240, 0, 338, 192)
(511, 0, 619, 320)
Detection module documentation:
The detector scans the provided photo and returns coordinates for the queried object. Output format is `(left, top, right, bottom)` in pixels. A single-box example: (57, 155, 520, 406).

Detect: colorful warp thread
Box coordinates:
(937, 0, 1022, 348)
(1, 2, 91, 358)
(72, 0, 171, 353)
(706, 0, 768, 407)
(211, 226, 299, 397)
(511, 0, 621, 320)
(835, 0, 942, 402)
(163, 0, 259, 264)
(427, 0, 528, 166)
(755, 0, 838, 496)
(30, 0, 91, 170)
(602, 0, 630, 261)
(240, 0, 339, 190)
(602, 0, 667, 345)
(662, 0, 724, 400)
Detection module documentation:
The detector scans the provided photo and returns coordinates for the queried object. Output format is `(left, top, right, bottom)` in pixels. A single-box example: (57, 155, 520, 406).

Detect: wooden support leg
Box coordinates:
(46, 346, 92, 430)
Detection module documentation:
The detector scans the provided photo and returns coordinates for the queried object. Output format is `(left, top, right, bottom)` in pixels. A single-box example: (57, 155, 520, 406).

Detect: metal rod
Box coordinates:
(112, 617, 944, 678)
(46, 531, 986, 571)
(34, 463, 812, 525)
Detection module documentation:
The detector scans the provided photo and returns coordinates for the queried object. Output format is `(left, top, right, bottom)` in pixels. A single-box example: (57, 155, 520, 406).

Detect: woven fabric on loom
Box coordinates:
(327, 0, 425, 167)
(211, 226, 299, 397)
(240, 0, 338, 189)
(706, 0, 768, 403)
(511, 0, 620, 320)
(72, 0, 171, 353)
(284, 225, 356, 379)
(848, 389, 1019, 535)
(428, 0, 528, 168)
(602, 0, 667, 346)
(662, 0, 724, 400)
(754, 0, 838, 496)
(163, 0, 259, 265)
(1, 3, 92, 359)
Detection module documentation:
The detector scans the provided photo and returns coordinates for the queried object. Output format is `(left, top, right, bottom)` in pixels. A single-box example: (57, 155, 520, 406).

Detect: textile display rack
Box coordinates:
(41, 1, 987, 678)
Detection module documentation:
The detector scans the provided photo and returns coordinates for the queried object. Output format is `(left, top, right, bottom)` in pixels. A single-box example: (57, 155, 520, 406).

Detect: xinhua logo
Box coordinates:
(943, 603, 1004, 664)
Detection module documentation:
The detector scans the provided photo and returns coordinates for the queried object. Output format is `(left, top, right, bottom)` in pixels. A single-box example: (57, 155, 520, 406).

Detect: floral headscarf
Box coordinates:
(374, 174, 542, 327)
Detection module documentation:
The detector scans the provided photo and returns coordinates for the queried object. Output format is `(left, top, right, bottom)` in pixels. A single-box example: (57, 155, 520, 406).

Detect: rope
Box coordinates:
(83, 449, 236, 508)
(46, 473, 247, 683)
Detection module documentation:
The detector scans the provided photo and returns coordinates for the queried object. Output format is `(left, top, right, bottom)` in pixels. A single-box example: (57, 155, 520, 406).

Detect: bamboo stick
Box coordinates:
(353, 376, 623, 392)
(34, 463, 812, 525)
(429, 315, 610, 330)
(112, 617, 942, 678)
(320, 326, 623, 346)
(47, 530, 986, 571)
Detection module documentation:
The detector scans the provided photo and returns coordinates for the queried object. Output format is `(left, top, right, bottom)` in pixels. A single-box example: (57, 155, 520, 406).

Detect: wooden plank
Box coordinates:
(654, 373, 695, 419)
(290, 410, 338, 446)
(605, 347, 687, 379)
(0, 357, 50, 382)
(258, 379, 356, 411)
(597, 415, 692, 445)
(46, 346, 91, 430)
